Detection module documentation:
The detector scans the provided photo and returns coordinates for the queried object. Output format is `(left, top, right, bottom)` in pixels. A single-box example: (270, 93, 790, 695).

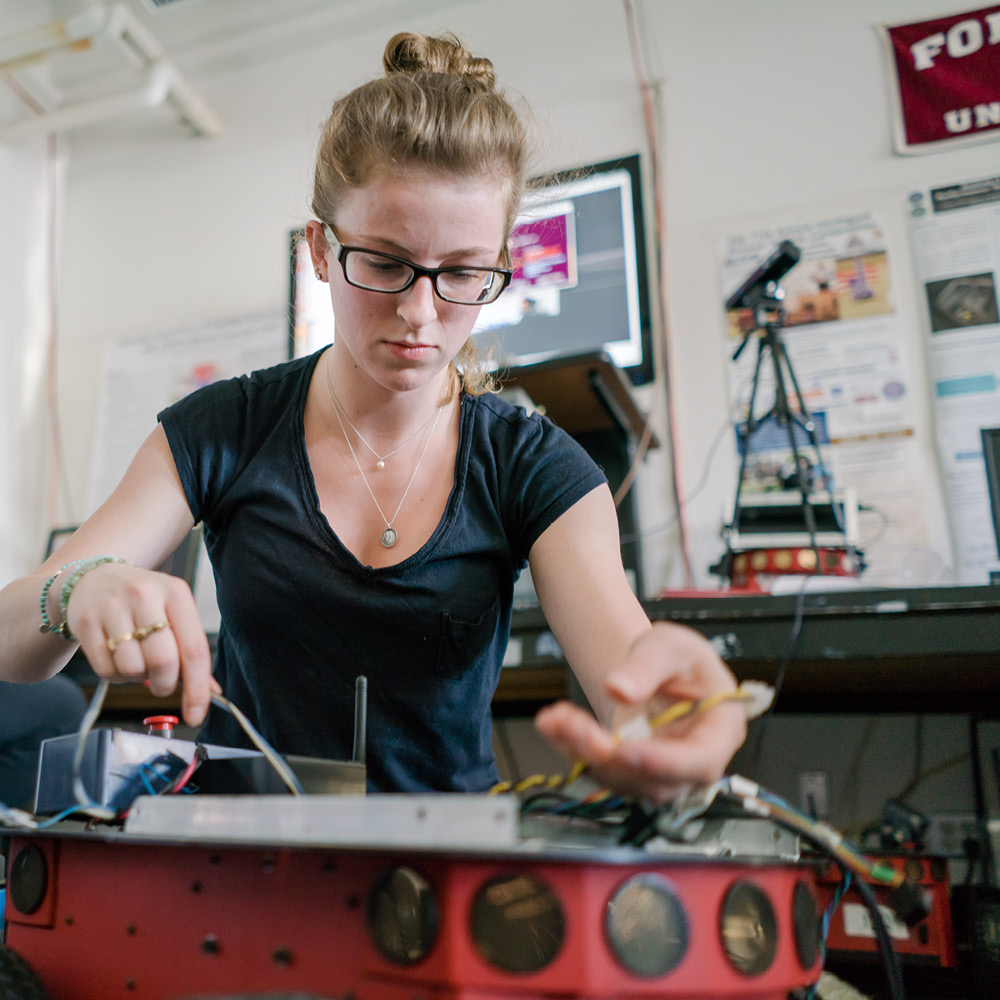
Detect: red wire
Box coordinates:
(171, 754, 201, 794)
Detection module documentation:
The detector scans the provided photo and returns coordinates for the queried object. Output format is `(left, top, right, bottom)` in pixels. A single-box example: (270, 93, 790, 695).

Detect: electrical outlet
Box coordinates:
(925, 812, 980, 857)
(798, 771, 829, 820)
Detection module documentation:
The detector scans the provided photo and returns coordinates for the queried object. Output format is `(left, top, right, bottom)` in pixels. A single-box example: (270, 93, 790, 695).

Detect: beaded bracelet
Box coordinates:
(38, 559, 88, 636)
(55, 555, 129, 641)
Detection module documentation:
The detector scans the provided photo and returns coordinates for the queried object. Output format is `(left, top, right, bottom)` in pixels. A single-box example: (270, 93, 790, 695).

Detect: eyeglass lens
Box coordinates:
(344, 249, 502, 304)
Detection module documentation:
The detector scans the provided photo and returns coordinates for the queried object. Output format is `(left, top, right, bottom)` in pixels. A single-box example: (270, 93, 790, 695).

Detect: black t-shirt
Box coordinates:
(159, 350, 606, 791)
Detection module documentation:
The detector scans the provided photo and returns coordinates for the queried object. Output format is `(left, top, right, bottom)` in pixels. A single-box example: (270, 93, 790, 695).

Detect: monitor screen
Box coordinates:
(288, 154, 655, 385)
(982, 426, 1000, 559)
(45, 526, 202, 586)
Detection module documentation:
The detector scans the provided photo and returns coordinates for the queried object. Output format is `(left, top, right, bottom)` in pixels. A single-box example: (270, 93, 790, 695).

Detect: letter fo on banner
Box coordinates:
(879, 5, 1000, 154)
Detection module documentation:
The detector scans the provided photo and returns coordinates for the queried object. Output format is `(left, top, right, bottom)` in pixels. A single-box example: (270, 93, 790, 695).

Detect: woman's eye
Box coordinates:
(448, 270, 486, 284)
(363, 257, 407, 274)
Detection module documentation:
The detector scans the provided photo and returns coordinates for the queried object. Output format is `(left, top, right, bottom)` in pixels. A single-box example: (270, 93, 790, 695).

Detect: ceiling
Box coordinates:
(1, 0, 465, 128)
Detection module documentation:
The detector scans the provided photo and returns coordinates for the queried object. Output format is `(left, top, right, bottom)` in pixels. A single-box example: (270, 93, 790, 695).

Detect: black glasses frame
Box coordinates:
(322, 223, 512, 305)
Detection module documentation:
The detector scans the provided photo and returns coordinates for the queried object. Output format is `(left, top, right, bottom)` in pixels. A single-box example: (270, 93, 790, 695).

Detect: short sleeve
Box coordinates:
(470, 395, 607, 563)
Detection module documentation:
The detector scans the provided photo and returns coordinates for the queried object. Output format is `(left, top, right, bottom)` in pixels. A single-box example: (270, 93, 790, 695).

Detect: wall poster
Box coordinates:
(908, 175, 1000, 582)
(718, 212, 945, 587)
(879, 5, 1000, 155)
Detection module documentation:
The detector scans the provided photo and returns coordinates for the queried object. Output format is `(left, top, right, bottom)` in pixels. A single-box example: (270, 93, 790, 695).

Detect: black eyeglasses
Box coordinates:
(322, 224, 511, 306)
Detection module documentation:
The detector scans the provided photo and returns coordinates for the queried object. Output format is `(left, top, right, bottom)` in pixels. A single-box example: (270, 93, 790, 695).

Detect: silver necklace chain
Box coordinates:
(325, 360, 437, 470)
(326, 370, 443, 549)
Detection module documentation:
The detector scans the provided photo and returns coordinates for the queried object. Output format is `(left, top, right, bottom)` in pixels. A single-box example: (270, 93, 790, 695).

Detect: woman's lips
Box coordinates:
(385, 340, 435, 360)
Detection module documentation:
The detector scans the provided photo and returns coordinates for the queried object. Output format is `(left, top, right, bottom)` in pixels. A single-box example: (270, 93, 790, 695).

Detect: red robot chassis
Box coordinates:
(2, 794, 823, 999)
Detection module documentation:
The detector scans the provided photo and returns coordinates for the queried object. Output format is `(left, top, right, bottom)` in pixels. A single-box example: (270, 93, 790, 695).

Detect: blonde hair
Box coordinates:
(312, 32, 529, 395)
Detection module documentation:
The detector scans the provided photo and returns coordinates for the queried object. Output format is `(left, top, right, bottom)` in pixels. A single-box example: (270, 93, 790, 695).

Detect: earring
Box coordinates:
(314, 269, 323, 281)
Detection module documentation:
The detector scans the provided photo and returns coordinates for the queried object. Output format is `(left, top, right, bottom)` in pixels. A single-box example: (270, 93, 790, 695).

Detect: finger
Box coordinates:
(535, 704, 686, 802)
(107, 626, 154, 680)
(105, 589, 176, 682)
(610, 702, 747, 785)
(534, 701, 618, 765)
(73, 615, 121, 682)
(535, 698, 746, 803)
(164, 585, 213, 728)
(137, 623, 181, 699)
(606, 624, 734, 706)
(78, 610, 145, 682)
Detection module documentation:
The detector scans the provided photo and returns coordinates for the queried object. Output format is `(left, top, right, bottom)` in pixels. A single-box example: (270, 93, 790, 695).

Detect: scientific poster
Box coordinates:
(718, 212, 942, 585)
(89, 310, 286, 512)
(908, 175, 1000, 581)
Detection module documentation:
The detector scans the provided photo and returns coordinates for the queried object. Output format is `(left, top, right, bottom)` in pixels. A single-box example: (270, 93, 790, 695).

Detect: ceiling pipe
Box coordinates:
(0, 59, 173, 141)
(0, 5, 109, 72)
(0, 2, 223, 141)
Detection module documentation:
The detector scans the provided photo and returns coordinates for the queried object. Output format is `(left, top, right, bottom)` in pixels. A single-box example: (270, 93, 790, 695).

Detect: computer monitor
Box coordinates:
(45, 525, 202, 587)
(287, 153, 655, 386)
(981, 427, 1000, 559)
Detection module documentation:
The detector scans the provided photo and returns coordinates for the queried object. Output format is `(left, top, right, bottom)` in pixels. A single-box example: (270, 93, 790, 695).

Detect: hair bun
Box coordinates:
(383, 31, 495, 87)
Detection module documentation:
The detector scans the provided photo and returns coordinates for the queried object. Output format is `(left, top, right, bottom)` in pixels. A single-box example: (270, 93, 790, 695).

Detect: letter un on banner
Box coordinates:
(879, 5, 1000, 154)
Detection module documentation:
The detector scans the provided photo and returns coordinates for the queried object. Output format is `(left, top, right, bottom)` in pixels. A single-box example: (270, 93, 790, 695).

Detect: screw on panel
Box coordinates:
(272, 946, 293, 968)
(127, 924, 137, 936)
(201, 934, 220, 956)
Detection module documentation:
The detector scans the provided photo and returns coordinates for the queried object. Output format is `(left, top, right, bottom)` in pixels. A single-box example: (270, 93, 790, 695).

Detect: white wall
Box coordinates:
(0, 0, 59, 584)
(5, 0, 1000, 591)
(650, 0, 1000, 590)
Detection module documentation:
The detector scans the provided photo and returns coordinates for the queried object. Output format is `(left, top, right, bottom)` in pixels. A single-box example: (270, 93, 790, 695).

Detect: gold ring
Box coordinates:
(106, 620, 169, 653)
(133, 620, 169, 642)
(106, 630, 135, 653)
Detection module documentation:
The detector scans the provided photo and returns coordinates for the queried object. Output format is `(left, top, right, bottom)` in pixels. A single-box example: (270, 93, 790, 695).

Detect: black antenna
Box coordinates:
(352, 675, 367, 765)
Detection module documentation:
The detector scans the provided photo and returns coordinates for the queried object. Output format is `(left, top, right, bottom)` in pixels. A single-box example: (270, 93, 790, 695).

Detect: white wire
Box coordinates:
(210, 692, 304, 796)
(71, 678, 117, 819)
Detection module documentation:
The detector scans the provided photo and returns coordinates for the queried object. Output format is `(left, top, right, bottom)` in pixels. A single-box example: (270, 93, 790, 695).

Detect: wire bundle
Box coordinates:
(0, 679, 305, 831)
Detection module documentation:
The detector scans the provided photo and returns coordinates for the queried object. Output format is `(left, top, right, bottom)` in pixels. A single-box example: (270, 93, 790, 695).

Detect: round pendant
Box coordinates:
(376, 460, 385, 470)
(381, 527, 398, 548)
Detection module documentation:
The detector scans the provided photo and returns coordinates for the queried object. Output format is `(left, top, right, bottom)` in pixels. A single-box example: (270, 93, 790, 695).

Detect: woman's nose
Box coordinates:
(396, 274, 439, 327)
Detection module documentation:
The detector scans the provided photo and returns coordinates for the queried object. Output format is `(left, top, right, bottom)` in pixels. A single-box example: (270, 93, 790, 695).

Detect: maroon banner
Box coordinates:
(880, 5, 1000, 154)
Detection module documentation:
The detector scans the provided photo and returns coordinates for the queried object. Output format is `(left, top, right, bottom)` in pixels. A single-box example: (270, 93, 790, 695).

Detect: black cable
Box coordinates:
(846, 865, 907, 1000)
(747, 579, 809, 779)
(757, 804, 906, 1000)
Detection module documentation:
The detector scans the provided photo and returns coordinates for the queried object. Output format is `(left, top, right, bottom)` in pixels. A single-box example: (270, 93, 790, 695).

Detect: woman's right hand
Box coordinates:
(65, 561, 216, 727)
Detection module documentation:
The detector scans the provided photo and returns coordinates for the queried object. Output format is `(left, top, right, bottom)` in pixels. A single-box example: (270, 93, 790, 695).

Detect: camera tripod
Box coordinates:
(715, 298, 847, 584)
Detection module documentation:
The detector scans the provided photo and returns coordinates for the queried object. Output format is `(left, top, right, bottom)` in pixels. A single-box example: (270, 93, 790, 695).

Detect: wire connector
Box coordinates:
(739, 680, 776, 719)
(616, 681, 777, 744)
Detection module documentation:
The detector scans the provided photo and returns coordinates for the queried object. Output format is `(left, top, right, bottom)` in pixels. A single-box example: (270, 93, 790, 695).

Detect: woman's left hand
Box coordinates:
(534, 622, 747, 803)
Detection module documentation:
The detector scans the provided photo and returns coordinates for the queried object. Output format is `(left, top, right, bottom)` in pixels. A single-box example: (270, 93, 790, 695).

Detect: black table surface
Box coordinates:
(65, 584, 1000, 716)
(506, 584, 1000, 714)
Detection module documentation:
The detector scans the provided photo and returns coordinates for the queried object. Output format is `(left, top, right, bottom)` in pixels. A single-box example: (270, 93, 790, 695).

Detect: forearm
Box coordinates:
(0, 573, 81, 683)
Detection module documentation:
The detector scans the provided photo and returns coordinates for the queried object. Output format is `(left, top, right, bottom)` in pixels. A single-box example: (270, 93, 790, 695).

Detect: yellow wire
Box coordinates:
(489, 691, 755, 797)
(646, 689, 751, 731)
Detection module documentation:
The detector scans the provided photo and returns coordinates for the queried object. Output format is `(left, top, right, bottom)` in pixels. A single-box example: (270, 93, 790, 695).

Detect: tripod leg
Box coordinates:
(721, 336, 767, 581)
(765, 329, 821, 561)
(774, 337, 832, 490)
(774, 336, 861, 573)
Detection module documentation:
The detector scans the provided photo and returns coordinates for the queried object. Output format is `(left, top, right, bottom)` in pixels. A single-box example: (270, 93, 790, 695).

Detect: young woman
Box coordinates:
(0, 31, 745, 798)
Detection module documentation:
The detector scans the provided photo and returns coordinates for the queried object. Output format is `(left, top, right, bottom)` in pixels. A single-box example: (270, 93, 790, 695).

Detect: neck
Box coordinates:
(323, 350, 452, 448)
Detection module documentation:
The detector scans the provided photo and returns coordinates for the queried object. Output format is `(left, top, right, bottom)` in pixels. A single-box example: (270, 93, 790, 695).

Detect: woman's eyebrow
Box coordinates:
(353, 234, 498, 260)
